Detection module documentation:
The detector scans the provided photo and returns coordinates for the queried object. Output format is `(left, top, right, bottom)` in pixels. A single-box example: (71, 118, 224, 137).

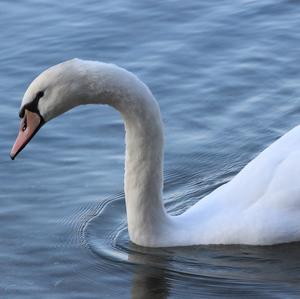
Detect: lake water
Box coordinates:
(1, 0, 300, 298)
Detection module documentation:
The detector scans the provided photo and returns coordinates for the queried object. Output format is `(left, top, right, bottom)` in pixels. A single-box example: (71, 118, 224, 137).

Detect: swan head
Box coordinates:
(10, 58, 88, 159)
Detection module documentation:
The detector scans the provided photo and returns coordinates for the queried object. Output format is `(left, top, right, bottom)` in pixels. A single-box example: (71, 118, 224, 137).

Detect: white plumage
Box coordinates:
(12, 59, 300, 247)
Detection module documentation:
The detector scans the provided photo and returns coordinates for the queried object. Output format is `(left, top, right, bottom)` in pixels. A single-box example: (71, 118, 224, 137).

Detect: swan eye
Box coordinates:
(19, 90, 45, 118)
(36, 91, 44, 98)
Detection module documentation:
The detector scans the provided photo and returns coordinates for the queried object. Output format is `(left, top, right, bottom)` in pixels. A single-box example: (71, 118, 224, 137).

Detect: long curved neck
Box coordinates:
(122, 90, 168, 246)
(79, 62, 170, 246)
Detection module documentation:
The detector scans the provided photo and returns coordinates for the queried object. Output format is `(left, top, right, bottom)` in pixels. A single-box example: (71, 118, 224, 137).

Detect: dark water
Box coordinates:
(1, 0, 300, 298)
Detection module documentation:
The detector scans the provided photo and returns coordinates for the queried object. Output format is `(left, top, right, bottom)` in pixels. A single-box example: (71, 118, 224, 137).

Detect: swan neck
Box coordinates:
(82, 63, 168, 246)
(122, 100, 167, 245)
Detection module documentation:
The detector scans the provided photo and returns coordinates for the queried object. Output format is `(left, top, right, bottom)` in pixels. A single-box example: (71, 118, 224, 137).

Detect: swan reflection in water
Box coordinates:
(127, 241, 300, 298)
(129, 247, 170, 299)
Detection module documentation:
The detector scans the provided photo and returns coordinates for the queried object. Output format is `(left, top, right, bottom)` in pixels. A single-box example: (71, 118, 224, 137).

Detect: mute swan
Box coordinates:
(10, 59, 300, 247)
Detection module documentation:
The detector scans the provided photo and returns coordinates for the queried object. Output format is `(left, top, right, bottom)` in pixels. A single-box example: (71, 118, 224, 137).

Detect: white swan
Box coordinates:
(10, 59, 300, 247)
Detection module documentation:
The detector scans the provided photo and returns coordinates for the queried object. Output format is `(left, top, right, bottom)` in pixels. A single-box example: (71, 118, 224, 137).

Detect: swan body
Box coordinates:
(10, 59, 300, 247)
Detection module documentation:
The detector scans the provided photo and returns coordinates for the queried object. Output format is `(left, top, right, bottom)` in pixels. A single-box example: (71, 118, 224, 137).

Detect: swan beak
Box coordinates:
(10, 110, 44, 160)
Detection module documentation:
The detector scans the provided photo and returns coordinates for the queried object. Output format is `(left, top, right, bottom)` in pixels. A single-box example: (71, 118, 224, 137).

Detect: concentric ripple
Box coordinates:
(81, 187, 300, 298)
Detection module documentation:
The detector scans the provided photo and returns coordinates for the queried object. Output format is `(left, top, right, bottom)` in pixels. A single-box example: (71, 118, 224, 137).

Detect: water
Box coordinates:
(1, 0, 300, 298)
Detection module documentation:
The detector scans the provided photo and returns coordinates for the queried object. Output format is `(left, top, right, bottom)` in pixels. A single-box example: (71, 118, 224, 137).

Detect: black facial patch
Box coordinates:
(19, 91, 44, 118)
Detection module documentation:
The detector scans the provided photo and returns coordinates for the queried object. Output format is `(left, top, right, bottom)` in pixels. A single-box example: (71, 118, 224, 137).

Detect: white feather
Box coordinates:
(20, 59, 300, 247)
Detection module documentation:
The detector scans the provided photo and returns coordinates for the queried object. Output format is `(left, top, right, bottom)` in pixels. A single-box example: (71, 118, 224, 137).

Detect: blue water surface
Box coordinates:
(1, 0, 300, 298)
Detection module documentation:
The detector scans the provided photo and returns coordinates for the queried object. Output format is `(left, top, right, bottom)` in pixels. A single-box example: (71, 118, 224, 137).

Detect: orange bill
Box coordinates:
(10, 110, 44, 160)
